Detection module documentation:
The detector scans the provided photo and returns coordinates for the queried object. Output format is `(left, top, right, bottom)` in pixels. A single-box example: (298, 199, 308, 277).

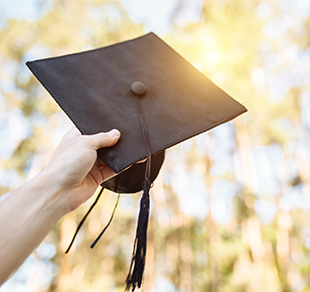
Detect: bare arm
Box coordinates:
(0, 127, 121, 285)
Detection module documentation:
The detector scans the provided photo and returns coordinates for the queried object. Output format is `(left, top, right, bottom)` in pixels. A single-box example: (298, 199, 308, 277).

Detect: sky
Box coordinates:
(0, 0, 41, 21)
(0, 0, 203, 34)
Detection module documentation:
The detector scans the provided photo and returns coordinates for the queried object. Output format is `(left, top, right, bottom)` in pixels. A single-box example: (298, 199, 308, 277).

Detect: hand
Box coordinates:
(0, 127, 121, 285)
(43, 127, 121, 213)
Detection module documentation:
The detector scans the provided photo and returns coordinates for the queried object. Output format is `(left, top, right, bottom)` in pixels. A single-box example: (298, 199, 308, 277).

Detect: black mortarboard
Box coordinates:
(26, 32, 247, 291)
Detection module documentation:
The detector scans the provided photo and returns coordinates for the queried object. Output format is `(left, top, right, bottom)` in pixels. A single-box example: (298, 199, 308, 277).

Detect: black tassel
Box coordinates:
(125, 96, 152, 291)
(125, 178, 151, 291)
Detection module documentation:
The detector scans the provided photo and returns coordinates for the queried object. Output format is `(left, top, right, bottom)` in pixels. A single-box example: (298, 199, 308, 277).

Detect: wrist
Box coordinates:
(29, 169, 70, 220)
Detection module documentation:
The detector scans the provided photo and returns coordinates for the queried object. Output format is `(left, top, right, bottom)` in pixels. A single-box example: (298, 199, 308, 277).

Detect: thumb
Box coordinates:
(88, 129, 121, 149)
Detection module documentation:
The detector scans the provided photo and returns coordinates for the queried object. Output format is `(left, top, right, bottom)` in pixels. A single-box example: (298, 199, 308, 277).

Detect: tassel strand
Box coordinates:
(125, 179, 151, 291)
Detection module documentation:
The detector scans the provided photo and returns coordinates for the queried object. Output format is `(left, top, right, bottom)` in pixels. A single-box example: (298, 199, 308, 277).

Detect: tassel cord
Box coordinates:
(136, 98, 152, 178)
(90, 193, 120, 248)
(65, 187, 104, 254)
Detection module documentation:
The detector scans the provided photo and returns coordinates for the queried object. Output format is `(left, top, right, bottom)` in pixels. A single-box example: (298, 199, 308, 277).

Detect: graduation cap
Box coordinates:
(26, 32, 247, 291)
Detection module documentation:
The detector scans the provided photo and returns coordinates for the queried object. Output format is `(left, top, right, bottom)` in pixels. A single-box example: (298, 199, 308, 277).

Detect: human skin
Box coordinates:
(0, 127, 121, 285)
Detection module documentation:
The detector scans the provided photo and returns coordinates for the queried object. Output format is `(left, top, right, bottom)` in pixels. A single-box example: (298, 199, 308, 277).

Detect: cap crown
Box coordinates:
(27, 32, 247, 173)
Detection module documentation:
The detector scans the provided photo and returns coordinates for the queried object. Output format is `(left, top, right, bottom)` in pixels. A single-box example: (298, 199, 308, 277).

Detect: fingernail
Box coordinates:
(110, 129, 120, 137)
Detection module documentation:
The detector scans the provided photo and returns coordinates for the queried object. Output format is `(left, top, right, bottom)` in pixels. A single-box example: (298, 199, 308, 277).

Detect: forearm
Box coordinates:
(0, 169, 67, 285)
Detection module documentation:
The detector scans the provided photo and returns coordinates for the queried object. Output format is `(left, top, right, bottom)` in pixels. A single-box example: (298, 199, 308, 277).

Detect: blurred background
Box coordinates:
(1, 0, 310, 291)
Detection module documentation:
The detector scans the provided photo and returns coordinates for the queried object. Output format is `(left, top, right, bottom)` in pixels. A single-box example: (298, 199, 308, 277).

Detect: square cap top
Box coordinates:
(26, 32, 247, 173)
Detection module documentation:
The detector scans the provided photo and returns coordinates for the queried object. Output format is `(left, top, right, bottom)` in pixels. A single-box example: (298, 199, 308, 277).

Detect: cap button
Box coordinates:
(131, 82, 146, 96)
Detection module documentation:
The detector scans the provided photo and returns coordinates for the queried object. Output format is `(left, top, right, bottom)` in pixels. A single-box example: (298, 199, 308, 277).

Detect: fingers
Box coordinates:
(88, 129, 121, 149)
(61, 127, 121, 150)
